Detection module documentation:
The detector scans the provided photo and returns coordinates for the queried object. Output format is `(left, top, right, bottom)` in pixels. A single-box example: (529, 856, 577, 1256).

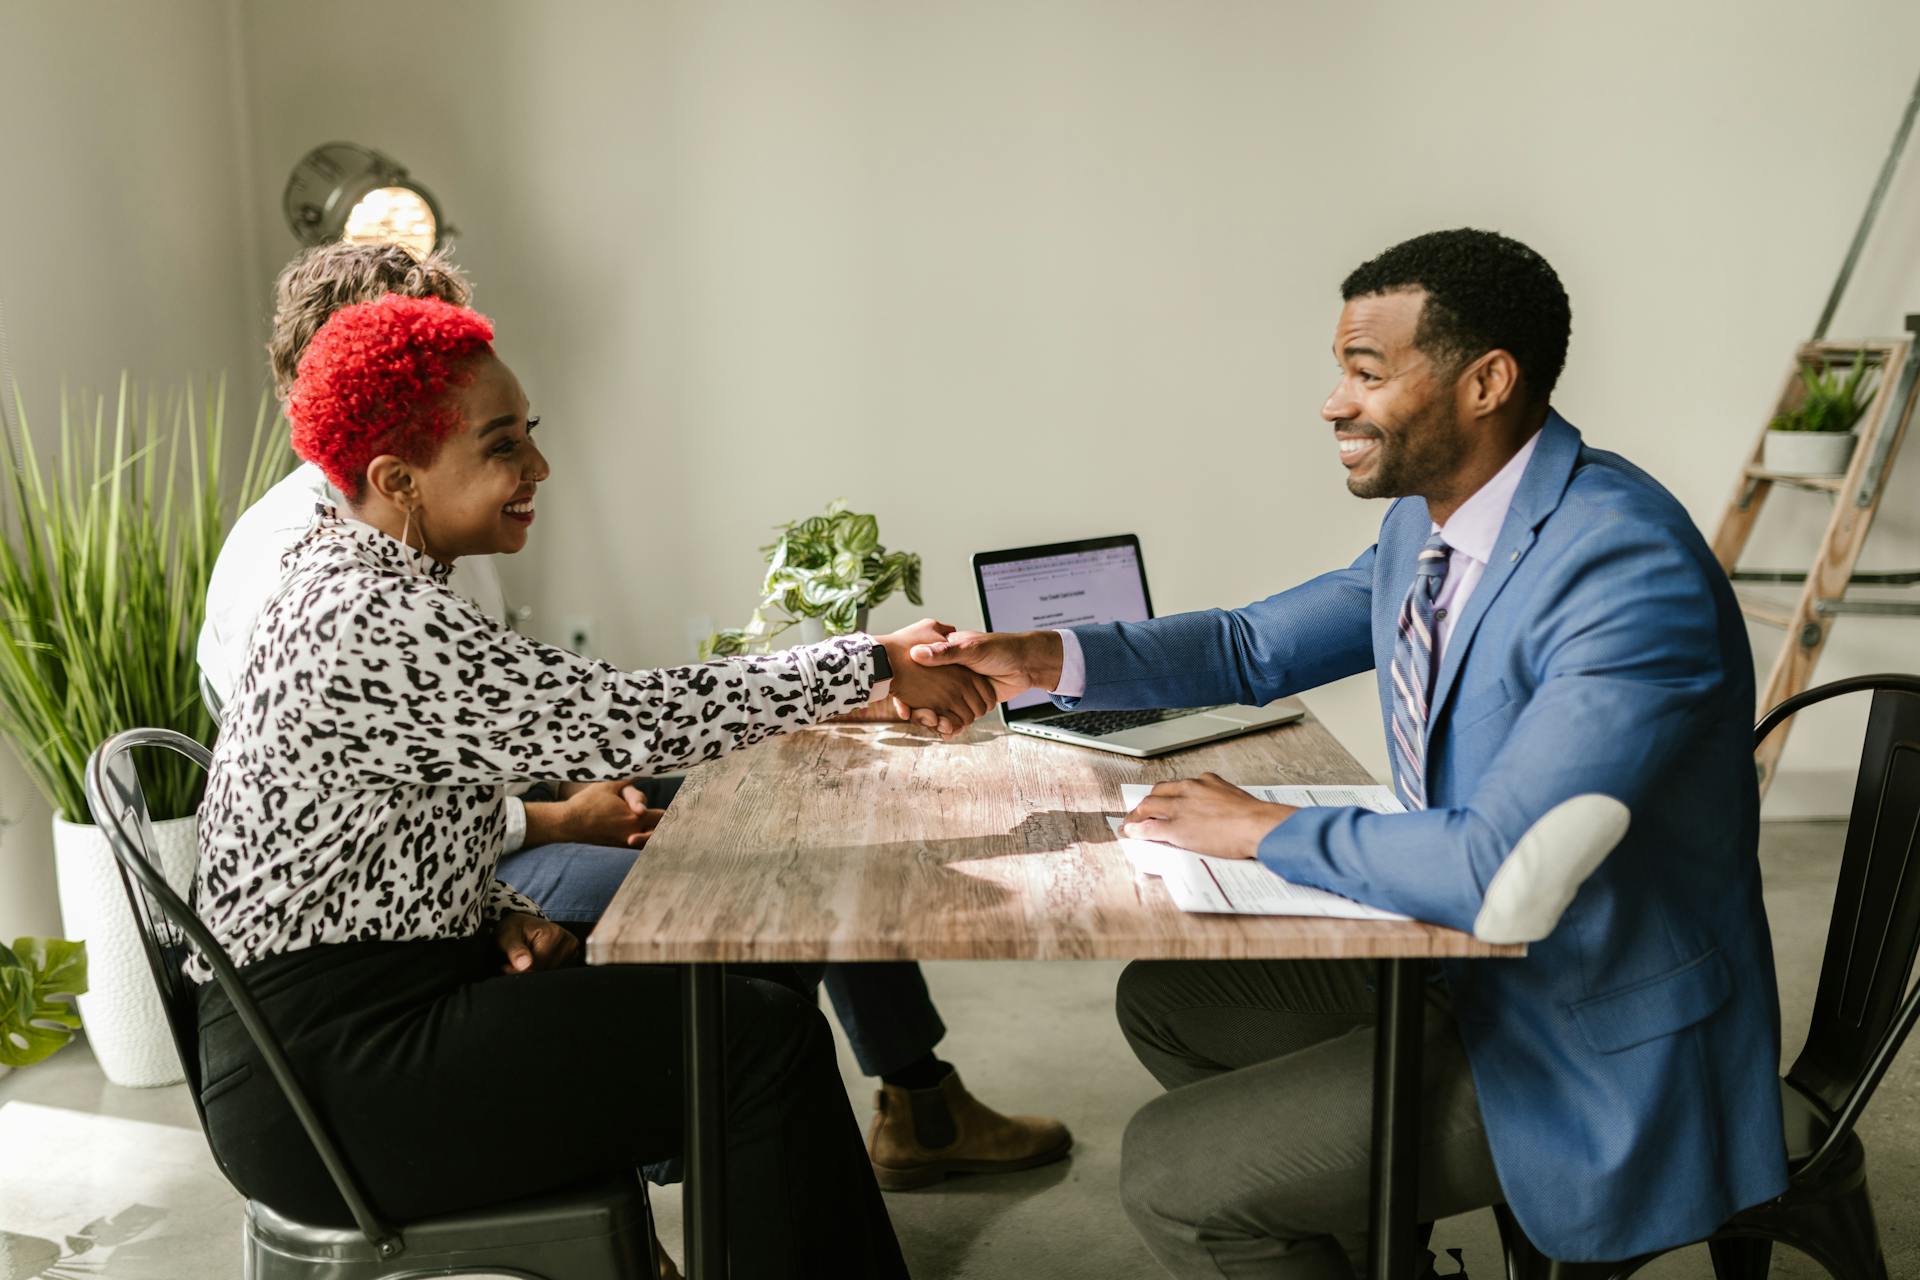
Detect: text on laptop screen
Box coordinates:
(979, 545, 1150, 709)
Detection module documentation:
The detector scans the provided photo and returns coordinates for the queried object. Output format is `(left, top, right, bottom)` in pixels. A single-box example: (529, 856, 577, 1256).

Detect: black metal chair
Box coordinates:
(1494, 672, 1920, 1280)
(83, 727, 659, 1280)
(199, 669, 226, 725)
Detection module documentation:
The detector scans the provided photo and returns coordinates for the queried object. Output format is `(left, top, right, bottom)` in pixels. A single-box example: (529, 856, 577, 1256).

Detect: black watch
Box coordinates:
(870, 643, 893, 685)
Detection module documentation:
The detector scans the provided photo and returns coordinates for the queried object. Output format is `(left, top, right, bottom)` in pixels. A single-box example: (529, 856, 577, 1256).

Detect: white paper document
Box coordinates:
(1112, 783, 1410, 920)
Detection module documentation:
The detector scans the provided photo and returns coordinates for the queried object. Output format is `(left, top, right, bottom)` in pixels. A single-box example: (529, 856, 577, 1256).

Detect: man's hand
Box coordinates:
(565, 778, 666, 849)
(876, 619, 997, 738)
(905, 629, 1064, 706)
(494, 911, 580, 974)
(528, 780, 665, 849)
(1120, 773, 1297, 860)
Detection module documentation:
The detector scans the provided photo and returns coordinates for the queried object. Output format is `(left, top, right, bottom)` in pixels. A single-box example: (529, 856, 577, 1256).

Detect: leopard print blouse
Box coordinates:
(189, 504, 876, 980)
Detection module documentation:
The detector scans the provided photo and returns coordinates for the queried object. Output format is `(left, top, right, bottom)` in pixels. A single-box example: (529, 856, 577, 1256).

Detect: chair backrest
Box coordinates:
(1759, 676, 1920, 1125)
(83, 729, 402, 1256)
(199, 669, 226, 726)
(83, 729, 212, 1102)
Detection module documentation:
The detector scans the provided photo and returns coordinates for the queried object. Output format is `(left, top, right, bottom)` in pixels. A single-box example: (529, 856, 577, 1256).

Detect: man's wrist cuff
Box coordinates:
(1051, 629, 1088, 699)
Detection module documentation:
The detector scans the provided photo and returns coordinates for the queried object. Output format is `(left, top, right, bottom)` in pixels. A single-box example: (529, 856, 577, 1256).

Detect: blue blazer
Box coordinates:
(1066, 412, 1788, 1260)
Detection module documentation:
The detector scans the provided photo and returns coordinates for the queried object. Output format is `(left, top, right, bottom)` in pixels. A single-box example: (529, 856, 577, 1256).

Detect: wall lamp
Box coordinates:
(282, 142, 450, 259)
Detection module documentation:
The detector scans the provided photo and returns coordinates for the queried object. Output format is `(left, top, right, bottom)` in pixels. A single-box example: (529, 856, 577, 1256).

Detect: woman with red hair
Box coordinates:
(191, 294, 990, 1276)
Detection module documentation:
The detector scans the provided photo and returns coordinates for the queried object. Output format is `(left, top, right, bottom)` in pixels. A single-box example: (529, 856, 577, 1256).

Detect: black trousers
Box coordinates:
(196, 936, 909, 1278)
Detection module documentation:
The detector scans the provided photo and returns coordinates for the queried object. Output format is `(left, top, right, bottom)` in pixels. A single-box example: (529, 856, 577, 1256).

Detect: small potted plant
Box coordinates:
(703, 499, 922, 656)
(1764, 350, 1877, 477)
(0, 936, 86, 1073)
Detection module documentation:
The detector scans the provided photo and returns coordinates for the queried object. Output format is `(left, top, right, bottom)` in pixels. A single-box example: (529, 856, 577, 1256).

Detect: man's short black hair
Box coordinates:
(1341, 228, 1571, 404)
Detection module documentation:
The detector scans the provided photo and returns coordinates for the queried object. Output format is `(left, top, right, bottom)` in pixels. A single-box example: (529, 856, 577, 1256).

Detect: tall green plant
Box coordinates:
(0, 376, 291, 822)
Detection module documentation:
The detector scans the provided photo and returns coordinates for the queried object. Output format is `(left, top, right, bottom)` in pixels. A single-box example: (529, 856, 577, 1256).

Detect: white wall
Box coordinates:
(235, 0, 1920, 808)
(0, 0, 265, 940)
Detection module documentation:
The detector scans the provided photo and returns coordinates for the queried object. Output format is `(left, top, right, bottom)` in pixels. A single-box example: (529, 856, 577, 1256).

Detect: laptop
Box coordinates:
(972, 534, 1303, 758)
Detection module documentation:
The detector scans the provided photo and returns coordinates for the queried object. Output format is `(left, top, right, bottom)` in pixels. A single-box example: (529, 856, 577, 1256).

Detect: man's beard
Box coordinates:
(1345, 398, 1463, 501)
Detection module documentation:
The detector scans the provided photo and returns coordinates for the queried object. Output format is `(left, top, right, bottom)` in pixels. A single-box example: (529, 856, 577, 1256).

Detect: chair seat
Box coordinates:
(247, 1171, 650, 1263)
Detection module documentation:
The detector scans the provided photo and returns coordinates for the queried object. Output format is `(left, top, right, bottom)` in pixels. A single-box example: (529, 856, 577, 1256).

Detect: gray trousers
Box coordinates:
(1116, 960, 1503, 1278)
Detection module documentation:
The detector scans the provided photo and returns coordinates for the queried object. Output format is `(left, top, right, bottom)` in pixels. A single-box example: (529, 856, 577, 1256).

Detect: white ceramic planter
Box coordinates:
(1764, 430, 1856, 477)
(52, 813, 196, 1088)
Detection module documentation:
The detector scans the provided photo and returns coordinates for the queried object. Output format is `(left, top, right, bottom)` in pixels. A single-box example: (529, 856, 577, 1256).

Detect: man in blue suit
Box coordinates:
(910, 229, 1788, 1276)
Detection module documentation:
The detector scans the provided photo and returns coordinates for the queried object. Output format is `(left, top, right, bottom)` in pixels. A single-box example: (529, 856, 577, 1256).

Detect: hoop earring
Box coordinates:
(399, 506, 431, 578)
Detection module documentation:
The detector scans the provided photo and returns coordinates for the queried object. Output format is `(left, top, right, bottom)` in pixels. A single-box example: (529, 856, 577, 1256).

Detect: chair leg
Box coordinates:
(1494, 1203, 1554, 1280)
(1494, 1203, 1643, 1280)
(1707, 1235, 1773, 1279)
(639, 1175, 660, 1275)
(1720, 1133, 1887, 1280)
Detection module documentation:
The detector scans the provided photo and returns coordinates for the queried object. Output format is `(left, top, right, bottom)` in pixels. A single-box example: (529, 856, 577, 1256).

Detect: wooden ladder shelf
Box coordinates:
(1710, 316, 1920, 791)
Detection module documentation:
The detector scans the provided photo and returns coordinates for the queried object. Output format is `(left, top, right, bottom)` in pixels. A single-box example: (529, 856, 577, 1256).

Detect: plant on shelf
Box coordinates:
(0, 935, 86, 1067)
(1769, 351, 1877, 435)
(1763, 349, 1879, 477)
(703, 499, 922, 657)
(0, 375, 289, 1084)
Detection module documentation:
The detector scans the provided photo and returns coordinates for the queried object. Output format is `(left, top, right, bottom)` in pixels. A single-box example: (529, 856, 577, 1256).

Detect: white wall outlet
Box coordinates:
(561, 614, 595, 658)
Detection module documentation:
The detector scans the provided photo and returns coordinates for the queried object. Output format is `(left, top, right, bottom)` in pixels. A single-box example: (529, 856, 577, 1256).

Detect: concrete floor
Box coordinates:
(1, 819, 1912, 1278)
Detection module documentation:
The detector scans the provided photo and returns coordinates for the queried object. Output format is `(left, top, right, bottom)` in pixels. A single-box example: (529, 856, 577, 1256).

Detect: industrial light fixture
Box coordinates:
(282, 142, 449, 259)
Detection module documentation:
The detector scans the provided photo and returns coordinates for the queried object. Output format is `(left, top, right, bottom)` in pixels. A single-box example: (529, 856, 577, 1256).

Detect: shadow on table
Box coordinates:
(818, 723, 1003, 750)
(1008, 807, 1121, 848)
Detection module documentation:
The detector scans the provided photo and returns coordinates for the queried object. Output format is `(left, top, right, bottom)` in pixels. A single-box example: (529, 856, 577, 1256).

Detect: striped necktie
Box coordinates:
(1390, 532, 1452, 810)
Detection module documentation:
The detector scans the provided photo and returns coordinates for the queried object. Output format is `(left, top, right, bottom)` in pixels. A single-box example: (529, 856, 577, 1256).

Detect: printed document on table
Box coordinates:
(1111, 783, 1409, 920)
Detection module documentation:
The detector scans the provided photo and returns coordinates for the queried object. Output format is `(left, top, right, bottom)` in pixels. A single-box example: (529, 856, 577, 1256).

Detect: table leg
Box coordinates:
(683, 963, 727, 1278)
(1368, 957, 1425, 1280)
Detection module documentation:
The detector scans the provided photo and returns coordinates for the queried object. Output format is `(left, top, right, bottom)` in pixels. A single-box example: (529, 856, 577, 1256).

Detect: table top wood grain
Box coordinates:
(587, 708, 1524, 966)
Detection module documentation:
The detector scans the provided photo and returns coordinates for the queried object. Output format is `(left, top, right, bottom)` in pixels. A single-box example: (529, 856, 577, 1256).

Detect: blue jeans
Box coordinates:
(498, 840, 946, 1080)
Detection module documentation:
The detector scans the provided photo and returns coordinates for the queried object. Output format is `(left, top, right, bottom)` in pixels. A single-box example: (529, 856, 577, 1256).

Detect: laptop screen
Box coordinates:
(974, 535, 1153, 714)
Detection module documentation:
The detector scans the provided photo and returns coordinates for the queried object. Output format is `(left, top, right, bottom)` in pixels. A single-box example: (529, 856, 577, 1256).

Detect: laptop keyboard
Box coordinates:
(1039, 707, 1219, 737)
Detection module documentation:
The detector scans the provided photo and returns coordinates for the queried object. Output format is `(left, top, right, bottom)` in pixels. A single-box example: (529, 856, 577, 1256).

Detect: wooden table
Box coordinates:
(590, 710, 1522, 1279)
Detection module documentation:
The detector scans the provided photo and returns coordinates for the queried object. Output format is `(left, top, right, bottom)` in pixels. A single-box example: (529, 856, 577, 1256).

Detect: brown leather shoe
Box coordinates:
(867, 1069, 1072, 1190)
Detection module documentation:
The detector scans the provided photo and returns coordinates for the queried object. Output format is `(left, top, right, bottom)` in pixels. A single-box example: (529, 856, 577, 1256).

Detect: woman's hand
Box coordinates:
(1120, 773, 1297, 860)
(831, 700, 911, 723)
(877, 619, 997, 737)
(495, 911, 580, 974)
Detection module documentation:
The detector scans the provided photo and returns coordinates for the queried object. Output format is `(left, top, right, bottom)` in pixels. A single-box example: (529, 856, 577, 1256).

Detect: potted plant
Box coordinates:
(0, 935, 86, 1073)
(0, 376, 287, 1086)
(703, 499, 922, 656)
(1764, 350, 1878, 477)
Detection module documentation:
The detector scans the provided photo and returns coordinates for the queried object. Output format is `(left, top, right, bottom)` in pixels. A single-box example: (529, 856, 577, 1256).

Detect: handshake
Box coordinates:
(869, 619, 1066, 737)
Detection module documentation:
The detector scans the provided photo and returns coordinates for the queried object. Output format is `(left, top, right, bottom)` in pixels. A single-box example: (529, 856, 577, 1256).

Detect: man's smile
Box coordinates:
(1336, 433, 1381, 468)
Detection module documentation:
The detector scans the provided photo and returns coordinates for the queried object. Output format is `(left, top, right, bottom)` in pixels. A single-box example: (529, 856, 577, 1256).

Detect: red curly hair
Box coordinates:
(288, 293, 496, 499)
